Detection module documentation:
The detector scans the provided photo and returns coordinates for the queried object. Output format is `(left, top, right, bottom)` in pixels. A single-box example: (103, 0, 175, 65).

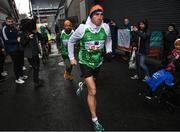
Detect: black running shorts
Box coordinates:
(79, 64, 101, 78)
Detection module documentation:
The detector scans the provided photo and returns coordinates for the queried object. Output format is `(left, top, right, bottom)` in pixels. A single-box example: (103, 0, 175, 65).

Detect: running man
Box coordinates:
(59, 20, 74, 80)
(68, 5, 112, 131)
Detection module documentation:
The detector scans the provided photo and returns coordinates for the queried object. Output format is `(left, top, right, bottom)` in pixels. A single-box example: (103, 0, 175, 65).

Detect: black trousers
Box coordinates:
(9, 51, 23, 79)
(28, 55, 40, 83)
(0, 52, 5, 74)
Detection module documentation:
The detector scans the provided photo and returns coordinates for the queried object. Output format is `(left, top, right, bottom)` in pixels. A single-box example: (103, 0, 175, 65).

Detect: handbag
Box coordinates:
(129, 49, 136, 69)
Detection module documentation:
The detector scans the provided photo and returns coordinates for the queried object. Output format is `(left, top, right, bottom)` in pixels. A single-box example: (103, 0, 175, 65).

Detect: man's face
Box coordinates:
(64, 21, 73, 33)
(124, 19, 129, 26)
(91, 12, 104, 26)
(6, 19, 14, 27)
(168, 26, 174, 32)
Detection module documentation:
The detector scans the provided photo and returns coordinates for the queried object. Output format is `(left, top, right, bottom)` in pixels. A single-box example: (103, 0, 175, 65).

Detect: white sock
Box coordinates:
(92, 117, 98, 123)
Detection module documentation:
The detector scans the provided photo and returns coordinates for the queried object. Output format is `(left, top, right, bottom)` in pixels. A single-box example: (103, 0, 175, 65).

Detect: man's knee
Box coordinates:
(88, 88, 96, 96)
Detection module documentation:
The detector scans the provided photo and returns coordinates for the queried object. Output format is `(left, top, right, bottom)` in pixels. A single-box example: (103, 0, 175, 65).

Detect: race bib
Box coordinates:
(84, 40, 104, 51)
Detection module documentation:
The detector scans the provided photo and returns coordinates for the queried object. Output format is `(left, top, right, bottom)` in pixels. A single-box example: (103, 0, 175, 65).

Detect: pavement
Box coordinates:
(0, 43, 180, 131)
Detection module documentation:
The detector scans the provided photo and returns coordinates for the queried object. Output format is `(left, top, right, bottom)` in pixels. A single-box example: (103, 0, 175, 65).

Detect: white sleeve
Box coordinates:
(103, 23, 112, 53)
(68, 24, 85, 60)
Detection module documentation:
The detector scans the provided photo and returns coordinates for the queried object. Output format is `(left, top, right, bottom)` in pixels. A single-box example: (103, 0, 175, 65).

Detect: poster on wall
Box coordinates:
(118, 29, 131, 48)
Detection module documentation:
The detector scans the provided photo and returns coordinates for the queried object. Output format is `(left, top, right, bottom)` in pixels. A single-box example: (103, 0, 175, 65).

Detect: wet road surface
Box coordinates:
(0, 44, 180, 131)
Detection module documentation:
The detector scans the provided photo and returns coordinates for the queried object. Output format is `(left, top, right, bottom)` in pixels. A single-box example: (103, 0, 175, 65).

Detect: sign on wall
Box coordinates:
(118, 29, 131, 48)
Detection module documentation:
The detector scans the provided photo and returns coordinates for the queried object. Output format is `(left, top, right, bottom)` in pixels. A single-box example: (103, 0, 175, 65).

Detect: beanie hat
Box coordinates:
(89, 5, 104, 18)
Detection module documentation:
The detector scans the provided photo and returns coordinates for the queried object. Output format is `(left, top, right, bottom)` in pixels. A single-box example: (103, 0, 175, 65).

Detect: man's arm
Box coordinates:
(136, 30, 150, 40)
(68, 24, 85, 61)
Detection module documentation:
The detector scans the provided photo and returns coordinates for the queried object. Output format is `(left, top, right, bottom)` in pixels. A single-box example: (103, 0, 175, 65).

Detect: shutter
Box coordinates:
(99, 0, 180, 31)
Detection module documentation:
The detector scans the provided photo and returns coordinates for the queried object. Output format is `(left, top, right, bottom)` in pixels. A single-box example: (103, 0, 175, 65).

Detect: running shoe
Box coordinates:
(23, 66, 27, 71)
(1, 71, 8, 77)
(130, 74, 139, 79)
(63, 71, 73, 80)
(68, 74, 74, 81)
(93, 120, 104, 132)
(142, 76, 149, 82)
(15, 78, 25, 84)
(76, 81, 84, 96)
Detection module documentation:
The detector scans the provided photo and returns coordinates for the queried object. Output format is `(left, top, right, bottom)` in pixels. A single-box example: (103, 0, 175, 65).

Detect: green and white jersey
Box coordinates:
(79, 27, 107, 68)
(68, 17, 112, 69)
(60, 30, 74, 57)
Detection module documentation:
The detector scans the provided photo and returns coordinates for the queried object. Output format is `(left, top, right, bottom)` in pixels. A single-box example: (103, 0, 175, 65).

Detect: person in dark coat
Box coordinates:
(131, 19, 151, 81)
(20, 27, 42, 88)
(163, 24, 179, 65)
(2, 16, 27, 84)
(121, 18, 132, 60)
(109, 19, 118, 57)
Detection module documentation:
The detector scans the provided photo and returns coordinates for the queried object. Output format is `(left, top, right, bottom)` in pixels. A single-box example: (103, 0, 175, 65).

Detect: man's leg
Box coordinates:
(85, 76, 104, 131)
(28, 56, 40, 87)
(64, 58, 73, 80)
(139, 54, 150, 80)
(10, 52, 19, 80)
(10, 52, 24, 84)
(0, 53, 3, 74)
(85, 76, 97, 118)
(18, 51, 24, 77)
(32, 56, 40, 84)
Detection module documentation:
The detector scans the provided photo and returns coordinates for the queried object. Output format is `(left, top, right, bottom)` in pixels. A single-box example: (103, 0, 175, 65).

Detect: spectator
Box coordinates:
(109, 19, 118, 57)
(20, 25, 42, 88)
(122, 17, 131, 31)
(2, 16, 26, 84)
(17, 23, 27, 71)
(131, 19, 151, 81)
(163, 24, 179, 65)
(122, 17, 132, 60)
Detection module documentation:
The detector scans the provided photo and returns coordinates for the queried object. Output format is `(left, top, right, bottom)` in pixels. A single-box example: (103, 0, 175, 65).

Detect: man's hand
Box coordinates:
(70, 58, 77, 65)
(29, 34, 34, 39)
(133, 27, 138, 32)
(17, 37, 21, 42)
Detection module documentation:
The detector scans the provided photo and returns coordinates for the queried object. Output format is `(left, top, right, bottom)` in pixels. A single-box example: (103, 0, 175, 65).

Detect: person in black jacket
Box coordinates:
(109, 19, 118, 57)
(163, 24, 179, 65)
(2, 16, 27, 84)
(20, 27, 42, 88)
(131, 19, 151, 81)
